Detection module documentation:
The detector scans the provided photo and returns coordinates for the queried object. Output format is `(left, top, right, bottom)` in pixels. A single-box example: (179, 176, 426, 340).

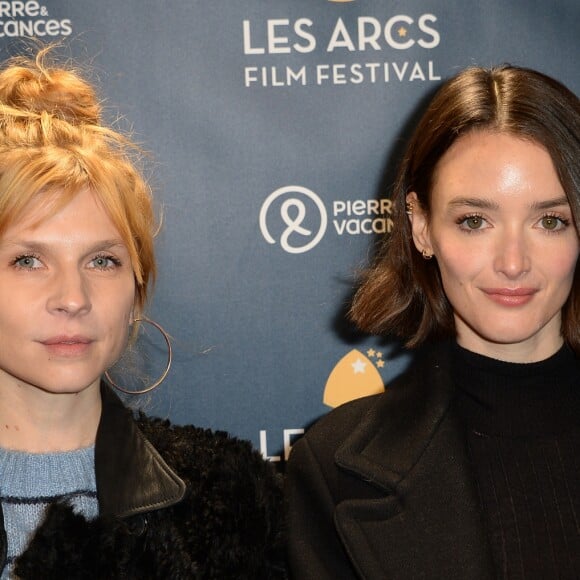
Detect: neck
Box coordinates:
(455, 320, 564, 363)
(0, 379, 101, 452)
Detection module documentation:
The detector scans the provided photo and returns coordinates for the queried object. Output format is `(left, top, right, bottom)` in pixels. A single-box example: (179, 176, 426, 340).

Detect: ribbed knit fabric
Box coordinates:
(452, 343, 580, 580)
(0, 445, 98, 579)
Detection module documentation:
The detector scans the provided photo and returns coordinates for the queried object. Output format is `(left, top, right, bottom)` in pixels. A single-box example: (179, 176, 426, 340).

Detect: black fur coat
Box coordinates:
(10, 385, 287, 579)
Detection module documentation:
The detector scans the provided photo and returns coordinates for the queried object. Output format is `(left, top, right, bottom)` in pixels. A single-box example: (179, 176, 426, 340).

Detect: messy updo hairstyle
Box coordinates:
(0, 46, 156, 313)
(350, 65, 580, 353)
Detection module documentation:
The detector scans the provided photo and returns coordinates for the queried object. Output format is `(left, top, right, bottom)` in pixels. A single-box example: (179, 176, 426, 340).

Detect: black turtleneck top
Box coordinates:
(452, 343, 580, 579)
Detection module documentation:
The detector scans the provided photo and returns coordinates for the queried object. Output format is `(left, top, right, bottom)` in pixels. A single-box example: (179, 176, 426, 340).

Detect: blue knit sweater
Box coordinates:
(0, 446, 98, 578)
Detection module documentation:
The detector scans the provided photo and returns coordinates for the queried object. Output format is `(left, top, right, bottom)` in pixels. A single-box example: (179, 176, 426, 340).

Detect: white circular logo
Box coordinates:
(259, 186, 328, 254)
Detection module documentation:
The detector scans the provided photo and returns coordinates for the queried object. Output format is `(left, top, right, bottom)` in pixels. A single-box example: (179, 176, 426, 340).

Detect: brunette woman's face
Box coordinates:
(409, 131, 579, 362)
(0, 188, 136, 395)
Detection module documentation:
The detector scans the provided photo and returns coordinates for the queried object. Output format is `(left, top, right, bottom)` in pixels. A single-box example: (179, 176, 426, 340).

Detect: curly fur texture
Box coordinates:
(13, 417, 287, 579)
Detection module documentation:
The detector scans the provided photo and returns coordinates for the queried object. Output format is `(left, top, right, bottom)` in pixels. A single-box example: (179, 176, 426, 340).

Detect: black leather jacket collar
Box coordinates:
(95, 383, 186, 518)
(0, 384, 186, 571)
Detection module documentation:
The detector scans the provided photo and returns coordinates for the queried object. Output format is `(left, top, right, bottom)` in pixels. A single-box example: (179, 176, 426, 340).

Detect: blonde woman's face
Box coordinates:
(409, 131, 579, 362)
(0, 188, 135, 395)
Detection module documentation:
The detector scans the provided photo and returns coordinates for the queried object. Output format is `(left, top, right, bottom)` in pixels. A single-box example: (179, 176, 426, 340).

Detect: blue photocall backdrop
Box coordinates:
(0, 0, 577, 462)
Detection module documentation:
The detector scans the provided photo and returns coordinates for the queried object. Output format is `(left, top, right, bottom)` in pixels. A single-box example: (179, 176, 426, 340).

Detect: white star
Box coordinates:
(352, 358, 367, 374)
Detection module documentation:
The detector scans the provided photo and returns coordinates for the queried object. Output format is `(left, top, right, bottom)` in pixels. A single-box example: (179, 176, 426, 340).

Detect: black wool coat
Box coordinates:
(8, 385, 287, 579)
(286, 342, 496, 580)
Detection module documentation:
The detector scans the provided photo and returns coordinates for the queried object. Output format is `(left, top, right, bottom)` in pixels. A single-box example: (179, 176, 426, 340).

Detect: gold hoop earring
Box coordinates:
(105, 317, 172, 395)
(421, 249, 433, 260)
(405, 201, 414, 215)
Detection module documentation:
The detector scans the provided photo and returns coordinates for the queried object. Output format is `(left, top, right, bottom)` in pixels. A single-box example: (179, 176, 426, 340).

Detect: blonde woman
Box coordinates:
(0, 49, 285, 579)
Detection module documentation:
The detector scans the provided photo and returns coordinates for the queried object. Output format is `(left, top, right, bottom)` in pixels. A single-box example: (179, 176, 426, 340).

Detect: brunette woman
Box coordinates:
(287, 65, 580, 579)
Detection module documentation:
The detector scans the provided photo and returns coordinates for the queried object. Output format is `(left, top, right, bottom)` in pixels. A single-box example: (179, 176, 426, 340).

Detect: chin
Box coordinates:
(29, 375, 102, 395)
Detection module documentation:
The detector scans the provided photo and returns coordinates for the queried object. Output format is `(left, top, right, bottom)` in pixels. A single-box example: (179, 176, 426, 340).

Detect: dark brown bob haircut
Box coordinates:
(350, 65, 580, 353)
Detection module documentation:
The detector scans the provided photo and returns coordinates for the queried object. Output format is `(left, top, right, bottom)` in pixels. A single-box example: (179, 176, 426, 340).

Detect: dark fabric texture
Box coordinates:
(286, 342, 496, 579)
(7, 385, 287, 579)
(287, 341, 580, 580)
(452, 344, 580, 580)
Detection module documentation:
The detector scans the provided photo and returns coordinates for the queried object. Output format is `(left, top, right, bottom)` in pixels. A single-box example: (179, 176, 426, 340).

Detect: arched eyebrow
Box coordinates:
(447, 196, 570, 211)
(1, 239, 128, 254)
(530, 196, 570, 210)
(447, 197, 499, 210)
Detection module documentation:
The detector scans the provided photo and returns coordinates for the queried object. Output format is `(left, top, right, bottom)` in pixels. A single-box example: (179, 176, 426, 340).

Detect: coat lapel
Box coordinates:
(334, 343, 496, 579)
(95, 384, 186, 518)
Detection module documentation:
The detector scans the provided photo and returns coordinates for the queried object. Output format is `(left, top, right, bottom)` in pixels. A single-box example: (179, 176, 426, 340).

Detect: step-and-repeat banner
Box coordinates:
(0, 1, 577, 462)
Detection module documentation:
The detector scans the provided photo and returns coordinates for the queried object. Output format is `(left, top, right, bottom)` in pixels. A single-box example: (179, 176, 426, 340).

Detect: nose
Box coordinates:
(493, 227, 531, 279)
(46, 267, 92, 316)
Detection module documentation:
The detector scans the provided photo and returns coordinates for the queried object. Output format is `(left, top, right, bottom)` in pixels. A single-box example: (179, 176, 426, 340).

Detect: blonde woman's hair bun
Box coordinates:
(0, 45, 101, 126)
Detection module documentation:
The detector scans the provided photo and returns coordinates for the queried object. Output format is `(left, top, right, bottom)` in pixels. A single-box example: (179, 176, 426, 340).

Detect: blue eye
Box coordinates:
(13, 255, 42, 270)
(89, 255, 121, 270)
